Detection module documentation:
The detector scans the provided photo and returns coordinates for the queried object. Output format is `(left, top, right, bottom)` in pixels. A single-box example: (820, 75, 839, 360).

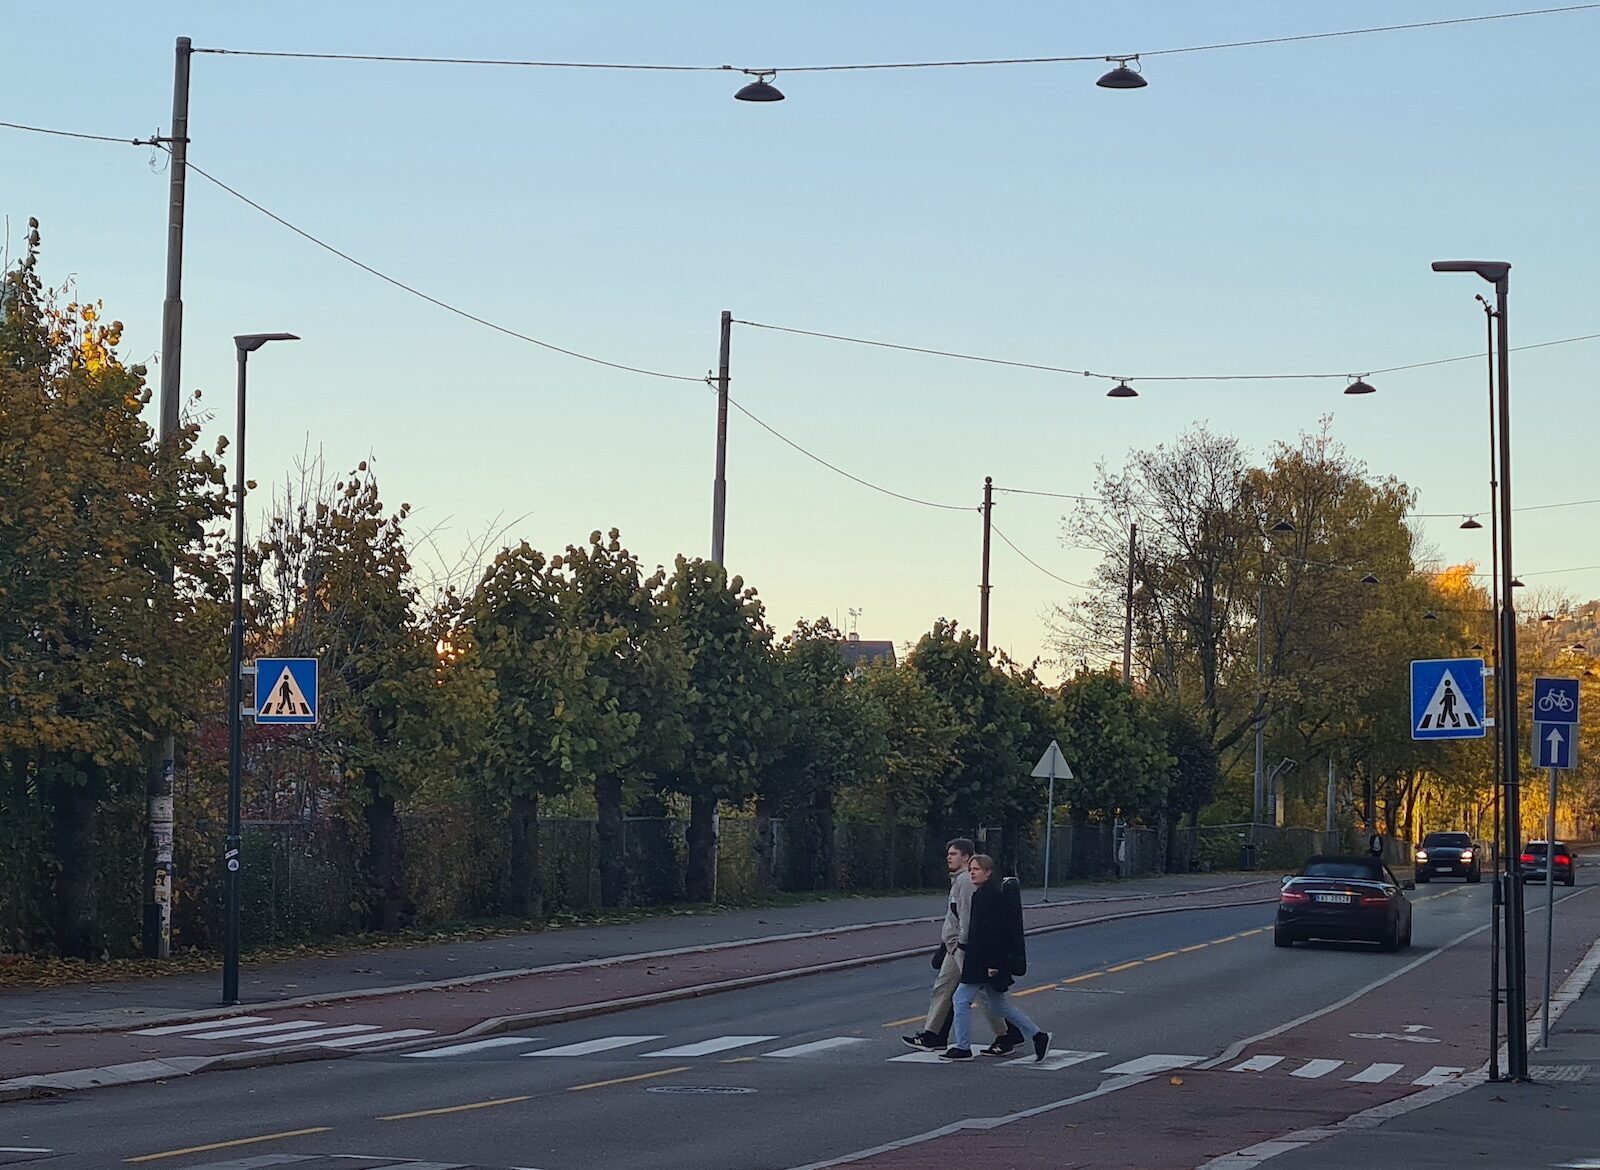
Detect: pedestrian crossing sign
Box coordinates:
(254, 657, 318, 725)
(1410, 658, 1486, 741)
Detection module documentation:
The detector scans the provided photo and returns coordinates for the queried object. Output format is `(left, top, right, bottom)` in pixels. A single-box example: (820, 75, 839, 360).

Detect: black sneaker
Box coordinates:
(979, 1037, 1019, 1057)
(1033, 1030, 1051, 1062)
(1004, 1023, 1025, 1045)
(901, 1032, 941, 1050)
(939, 1046, 973, 1061)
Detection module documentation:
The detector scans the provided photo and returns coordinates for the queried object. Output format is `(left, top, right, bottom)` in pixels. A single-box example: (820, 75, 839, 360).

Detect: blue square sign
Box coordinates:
(1533, 677, 1579, 725)
(254, 657, 318, 725)
(1410, 658, 1486, 740)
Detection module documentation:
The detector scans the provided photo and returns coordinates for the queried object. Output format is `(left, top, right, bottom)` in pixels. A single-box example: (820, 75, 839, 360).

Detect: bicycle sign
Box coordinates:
(1533, 677, 1579, 726)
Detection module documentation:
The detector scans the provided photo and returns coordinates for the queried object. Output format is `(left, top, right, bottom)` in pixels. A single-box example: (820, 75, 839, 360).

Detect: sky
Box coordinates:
(7, 1, 1600, 678)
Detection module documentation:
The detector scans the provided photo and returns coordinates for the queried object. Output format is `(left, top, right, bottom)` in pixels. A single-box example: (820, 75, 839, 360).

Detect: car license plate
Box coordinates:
(1436, 866, 1453, 872)
(1314, 893, 1352, 904)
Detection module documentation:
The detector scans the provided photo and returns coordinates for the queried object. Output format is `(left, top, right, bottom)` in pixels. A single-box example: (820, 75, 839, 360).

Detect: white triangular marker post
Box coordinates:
(1032, 741, 1072, 903)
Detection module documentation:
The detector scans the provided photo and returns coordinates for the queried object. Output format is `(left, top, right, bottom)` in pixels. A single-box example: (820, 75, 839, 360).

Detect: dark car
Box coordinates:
(1519, 840, 1577, 887)
(1275, 854, 1414, 951)
(1414, 831, 1482, 883)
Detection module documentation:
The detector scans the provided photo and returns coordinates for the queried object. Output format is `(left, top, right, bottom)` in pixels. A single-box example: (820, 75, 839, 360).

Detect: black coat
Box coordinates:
(961, 879, 1020, 991)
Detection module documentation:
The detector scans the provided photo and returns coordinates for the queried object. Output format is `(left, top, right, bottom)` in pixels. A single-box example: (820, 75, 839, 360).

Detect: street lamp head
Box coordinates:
(1267, 519, 1296, 534)
(1570, 642, 1587, 653)
(1470, 643, 1485, 652)
(1423, 610, 1438, 621)
(1460, 515, 1483, 530)
(734, 71, 785, 102)
(1511, 577, 1526, 587)
(1107, 379, 1138, 398)
(1344, 376, 1377, 396)
(1096, 56, 1148, 89)
(1360, 572, 1380, 586)
(235, 332, 300, 353)
(1431, 259, 1511, 284)
(1539, 612, 1555, 623)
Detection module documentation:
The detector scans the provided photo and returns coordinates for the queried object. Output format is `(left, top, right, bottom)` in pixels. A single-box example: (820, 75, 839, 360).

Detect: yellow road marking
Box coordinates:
(1063, 971, 1103, 983)
(883, 1014, 925, 1029)
(568, 1065, 691, 1093)
(1180, 943, 1210, 953)
(380, 1095, 529, 1121)
(1145, 950, 1179, 962)
(1013, 982, 1058, 997)
(125, 1128, 331, 1163)
(721, 1055, 758, 1063)
(1105, 961, 1143, 973)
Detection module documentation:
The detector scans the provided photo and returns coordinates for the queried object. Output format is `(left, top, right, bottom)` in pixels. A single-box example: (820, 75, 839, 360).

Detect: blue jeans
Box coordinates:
(951, 981, 1040, 1051)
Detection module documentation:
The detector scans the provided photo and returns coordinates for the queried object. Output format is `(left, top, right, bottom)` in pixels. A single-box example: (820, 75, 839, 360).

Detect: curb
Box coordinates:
(0, 890, 1276, 1103)
(0, 878, 1275, 1042)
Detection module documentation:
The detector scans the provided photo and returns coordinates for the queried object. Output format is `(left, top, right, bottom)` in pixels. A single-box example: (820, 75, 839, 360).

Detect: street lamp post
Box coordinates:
(223, 332, 299, 1006)
(1432, 259, 1526, 1081)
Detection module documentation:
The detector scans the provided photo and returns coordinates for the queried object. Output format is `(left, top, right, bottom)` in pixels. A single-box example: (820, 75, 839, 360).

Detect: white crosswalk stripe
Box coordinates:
(407, 1037, 540, 1059)
(185, 1020, 330, 1041)
(888, 1050, 947, 1064)
(1413, 1066, 1465, 1086)
(317, 1028, 433, 1048)
(1348, 1062, 1405, 1083)
(1101, 1054, 1203, 1076)
(1230, 1055, 1286, 1072)
(527, 1036, 663, 1057)
(243, 1024, 381, 1045)
(133, 1016, 270, 1037)
(642, 1035, 779, 1057)
(1009, 1049, 1107, 1071)
(1291, 1059, 1346, 1079)
(764, 1037, 869, 1058)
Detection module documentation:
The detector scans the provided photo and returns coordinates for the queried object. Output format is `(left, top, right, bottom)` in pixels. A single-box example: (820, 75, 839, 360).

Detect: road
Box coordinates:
(2, 880, 1595, 1170)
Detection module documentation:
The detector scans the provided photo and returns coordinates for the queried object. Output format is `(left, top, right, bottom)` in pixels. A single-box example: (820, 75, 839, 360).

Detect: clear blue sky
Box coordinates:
(8, 2, 1600, 675)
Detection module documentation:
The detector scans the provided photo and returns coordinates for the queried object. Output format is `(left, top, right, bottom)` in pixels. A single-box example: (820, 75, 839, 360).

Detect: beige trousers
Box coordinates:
(923, 949, 1003, 1036)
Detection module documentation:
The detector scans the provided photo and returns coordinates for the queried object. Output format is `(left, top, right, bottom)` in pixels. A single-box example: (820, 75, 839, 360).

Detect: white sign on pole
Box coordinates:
(1033, 741, 1072, 903)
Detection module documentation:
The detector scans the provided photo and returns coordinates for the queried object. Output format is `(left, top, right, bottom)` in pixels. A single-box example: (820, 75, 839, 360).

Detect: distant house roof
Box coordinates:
(839, 635, 896, 669)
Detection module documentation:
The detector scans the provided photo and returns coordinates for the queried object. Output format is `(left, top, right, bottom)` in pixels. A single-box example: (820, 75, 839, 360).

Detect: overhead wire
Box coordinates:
(989, 524, 1091, 589)
(192, 5, 1600, 73)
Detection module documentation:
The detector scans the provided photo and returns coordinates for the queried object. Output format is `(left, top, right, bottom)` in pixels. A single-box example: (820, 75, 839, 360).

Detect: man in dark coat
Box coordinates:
(942, 854, 1050, 1061)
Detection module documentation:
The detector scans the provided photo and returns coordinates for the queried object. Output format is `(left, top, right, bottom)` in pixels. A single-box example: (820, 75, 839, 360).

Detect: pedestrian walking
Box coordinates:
(941, 853, 1049, 1062)
(902, 838, 1023, 1054)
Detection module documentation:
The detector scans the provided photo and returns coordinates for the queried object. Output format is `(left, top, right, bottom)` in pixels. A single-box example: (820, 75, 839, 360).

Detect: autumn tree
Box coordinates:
(0, 224, 229, 956)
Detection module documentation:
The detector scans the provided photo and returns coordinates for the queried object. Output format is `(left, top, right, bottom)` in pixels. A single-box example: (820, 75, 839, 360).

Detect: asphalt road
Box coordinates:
(2, 882, 1591, 1170)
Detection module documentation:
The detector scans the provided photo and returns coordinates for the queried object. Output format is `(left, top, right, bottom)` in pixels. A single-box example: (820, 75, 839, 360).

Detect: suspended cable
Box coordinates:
(0, 119, 150, 145)
(181, 157, 705, 384)
(721, 392, 973, 512)
(989, 524, 1092, 589)
(194, 5, 1600, 74)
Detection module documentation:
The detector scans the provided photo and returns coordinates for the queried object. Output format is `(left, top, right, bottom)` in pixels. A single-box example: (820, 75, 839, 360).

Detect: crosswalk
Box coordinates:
(131, 1015, 434, 1051)
(386, 1030, 1465, 1087)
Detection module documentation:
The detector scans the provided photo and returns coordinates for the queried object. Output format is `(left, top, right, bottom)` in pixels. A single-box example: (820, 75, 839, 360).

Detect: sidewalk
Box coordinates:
(0, 871, 1276, 1100)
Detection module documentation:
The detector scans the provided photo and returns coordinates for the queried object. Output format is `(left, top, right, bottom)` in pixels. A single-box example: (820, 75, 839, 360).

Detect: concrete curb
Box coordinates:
(0, 890, 1276, 1103)
(0, 877, 1274, 1042)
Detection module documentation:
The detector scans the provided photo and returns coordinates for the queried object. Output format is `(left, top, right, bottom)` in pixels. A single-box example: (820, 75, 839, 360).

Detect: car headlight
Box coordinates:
(1460, 850, 1474, 861)
(1415, 851, 1428, 862)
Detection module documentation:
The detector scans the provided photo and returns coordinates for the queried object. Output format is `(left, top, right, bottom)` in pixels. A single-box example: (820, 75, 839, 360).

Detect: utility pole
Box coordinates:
(143, 34, 192, 960)
(1253, 579, 1266, 828)
(710, 310, 731, 567)
(1325, 757, 1337, 835)
(979, 477, 993, 652)
(1121, 522, 1137, 689)
(1480, 294, 1504, 1082)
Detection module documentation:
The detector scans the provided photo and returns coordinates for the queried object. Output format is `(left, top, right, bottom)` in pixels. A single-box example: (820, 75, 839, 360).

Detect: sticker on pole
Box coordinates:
(1410, 658, 1485, 740)
(254, 657, 318, 725)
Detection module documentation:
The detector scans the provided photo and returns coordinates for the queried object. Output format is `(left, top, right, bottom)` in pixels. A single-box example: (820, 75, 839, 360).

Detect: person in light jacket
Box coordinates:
(941, 853, 1050, 1062)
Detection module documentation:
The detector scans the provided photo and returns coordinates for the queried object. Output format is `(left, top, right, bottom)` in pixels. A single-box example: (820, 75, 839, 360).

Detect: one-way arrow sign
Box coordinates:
(1535, 722, 1576, 769)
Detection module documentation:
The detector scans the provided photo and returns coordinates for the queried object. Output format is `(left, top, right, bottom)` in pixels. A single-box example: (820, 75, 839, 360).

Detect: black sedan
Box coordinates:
(1520, 841, 1578, 887)
(1414, 830, 1482, 882)
(1275, 855, 1414, 951)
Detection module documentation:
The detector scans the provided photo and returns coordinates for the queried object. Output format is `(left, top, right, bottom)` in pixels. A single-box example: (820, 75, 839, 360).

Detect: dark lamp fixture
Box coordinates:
(1470, 643, 1485, 652)
(735, 72, 784, 102)
(1423, 610, 1438, 621)
(1096, 56, 1147, 89)
(1344, 376, 1377, 396)
(1511, 577, 1526, 587)
(1539, 612, 1555, 622)
(1360, 572, 1380, 585)
(1268, 519, 1296, 534)
(1107, 379, 1138, 398)
(1460, 515, 1483, 530)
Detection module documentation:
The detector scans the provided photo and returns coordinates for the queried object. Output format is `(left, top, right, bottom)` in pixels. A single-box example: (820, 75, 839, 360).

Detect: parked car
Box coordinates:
(1275, 854, 1414, 951)
(1414, 830, 1482, 882)
(1519, 840, 1577, 887)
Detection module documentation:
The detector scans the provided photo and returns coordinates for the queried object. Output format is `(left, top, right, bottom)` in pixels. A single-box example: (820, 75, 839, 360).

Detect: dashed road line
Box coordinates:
(123, 1127, 332, 1163)
(567, 1065, 690, 1092)
(379, 1094, 530, 1121)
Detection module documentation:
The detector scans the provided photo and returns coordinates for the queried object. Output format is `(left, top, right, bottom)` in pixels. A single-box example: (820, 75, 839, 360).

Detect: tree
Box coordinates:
(662, 556, 781, 902)
(562, 530, 687, 907)
(465, 541, 618, 916)
(1055, 671, 1171, 828)
(256, 464, 462, 930)
(0, 225, 229, 956)
(1151, 701, 1221, 869)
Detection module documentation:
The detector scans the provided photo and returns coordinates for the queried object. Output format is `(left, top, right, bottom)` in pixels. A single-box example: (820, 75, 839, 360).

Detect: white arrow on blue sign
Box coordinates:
(1534, 723, 1576, 770)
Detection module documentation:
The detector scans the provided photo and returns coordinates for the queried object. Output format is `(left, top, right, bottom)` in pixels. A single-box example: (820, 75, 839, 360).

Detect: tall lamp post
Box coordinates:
(1431, 259, 1526, 1080)
(224, 332, 299, 1006)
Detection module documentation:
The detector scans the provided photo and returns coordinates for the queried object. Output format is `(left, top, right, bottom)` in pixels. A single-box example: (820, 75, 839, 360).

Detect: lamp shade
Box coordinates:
(1096, 64, 1147, 89)
(735, 77, 785, 102)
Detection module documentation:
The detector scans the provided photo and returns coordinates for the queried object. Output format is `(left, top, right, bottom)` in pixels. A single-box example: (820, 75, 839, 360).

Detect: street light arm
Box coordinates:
(1431, 260, 1510, 283)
